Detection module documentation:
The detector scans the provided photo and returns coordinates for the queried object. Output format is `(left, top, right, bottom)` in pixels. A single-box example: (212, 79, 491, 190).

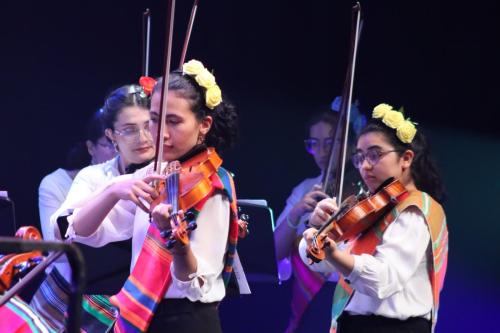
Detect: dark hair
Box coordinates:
(154, 72, 238, 151)
(305, 111, 339, 136)
(101, 85, 151, 130)
(358, 120, 445, 203)
(85, 109, 106, 144)
(63, 141, 90, 170)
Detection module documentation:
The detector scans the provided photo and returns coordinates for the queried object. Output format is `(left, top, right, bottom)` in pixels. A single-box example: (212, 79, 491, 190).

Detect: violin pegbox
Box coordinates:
(166, 160, 181, 176)
(237, 206, 249, 239)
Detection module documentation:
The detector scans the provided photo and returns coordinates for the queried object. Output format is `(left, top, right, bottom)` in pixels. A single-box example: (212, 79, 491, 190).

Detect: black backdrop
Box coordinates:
(0, 1, 497, 332)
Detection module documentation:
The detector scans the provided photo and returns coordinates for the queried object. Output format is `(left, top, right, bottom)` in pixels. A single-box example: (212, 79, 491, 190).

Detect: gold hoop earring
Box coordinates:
(197, 133, 205, 144)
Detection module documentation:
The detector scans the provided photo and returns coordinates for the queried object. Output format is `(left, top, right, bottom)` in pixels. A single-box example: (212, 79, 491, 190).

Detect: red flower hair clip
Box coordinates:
(139, 76, 157, 97)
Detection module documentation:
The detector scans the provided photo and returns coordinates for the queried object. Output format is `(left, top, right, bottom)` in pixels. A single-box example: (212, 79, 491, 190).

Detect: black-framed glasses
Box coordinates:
(351, 149, 400, 169)
(304, 138, 334, 155)
(114, 125, 152, 140)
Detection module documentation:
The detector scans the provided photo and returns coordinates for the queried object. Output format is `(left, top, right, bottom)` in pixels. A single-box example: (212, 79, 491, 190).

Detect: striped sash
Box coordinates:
(284, 244, 327, 333)
(111, 165, 239, 333)
(0, 296, 55, 333)
(329, 191, 448, 332)
(30, 267, 71, 331)
(110, 224, 173, 333)
(29, 267, 120, 332)
(81, 294, 117, 333)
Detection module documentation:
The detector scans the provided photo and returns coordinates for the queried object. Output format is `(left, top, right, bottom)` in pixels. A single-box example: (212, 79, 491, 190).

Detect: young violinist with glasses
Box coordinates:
(300, 103, 448, 333)
(273, 111, 339, 332)
(52, 60, 241, 333)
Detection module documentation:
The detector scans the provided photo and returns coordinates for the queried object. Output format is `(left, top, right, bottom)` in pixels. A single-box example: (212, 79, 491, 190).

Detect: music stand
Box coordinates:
(236, 199, 278, 283)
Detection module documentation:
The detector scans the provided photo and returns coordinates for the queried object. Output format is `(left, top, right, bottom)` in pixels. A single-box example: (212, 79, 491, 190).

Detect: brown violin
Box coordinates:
(306, 178, 408, 263)
(0, 226, 44, 293)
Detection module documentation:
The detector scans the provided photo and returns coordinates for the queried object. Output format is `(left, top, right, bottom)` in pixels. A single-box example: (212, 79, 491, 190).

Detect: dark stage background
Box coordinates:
(0, 1, 497, 332)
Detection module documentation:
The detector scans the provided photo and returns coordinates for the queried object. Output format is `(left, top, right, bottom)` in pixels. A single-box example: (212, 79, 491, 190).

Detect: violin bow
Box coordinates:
(154, 0, 176, 173)
(142, 8, 151, 77)
(179, 0, 199, 69)
(322, 2, 363, 204)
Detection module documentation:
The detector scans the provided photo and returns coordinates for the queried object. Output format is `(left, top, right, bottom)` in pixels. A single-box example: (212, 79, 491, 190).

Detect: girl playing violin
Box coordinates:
(273, 111, 335, 333)
(53, 60, 239, 333)
(300, 103, 448, 333)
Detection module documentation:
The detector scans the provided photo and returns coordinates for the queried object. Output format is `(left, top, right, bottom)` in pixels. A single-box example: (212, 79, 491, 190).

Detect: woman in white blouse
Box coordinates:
(54, 61, 240, 333)
(31, 83, 154, 331)
(301, 104, 448, 333)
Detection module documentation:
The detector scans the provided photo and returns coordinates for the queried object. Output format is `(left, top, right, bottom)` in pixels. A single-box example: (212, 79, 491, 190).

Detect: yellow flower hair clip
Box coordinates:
(372, 103, 417, 144)
(182, 59, 222, 110)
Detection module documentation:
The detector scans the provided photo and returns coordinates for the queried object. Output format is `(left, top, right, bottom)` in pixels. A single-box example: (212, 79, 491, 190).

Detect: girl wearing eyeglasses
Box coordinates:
(272, 111, 339, 333)
(31, 84, 155, 331)
(300, 103, 448, 333)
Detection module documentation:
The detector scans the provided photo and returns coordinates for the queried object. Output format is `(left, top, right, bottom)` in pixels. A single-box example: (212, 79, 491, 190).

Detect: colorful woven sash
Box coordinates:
(329, 191, 448, 333)
(29, 267, 71, 331)
(111, 151, 239, 333)
(284, 242, 327, 333)
(0, 296, 55, 333)
(81, 294, 117, 333)
(110, 224, 173, 333)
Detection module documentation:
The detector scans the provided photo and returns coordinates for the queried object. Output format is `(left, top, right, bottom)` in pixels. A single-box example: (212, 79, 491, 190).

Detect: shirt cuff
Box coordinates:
(298, 237, 338, 274)
(64, 214, 77, 241)
(170, 259, 214, 302)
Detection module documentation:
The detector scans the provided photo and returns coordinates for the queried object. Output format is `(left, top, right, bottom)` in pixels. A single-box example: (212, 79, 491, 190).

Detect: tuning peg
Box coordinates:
(187, 221, 197, 231)
(166, 238, 177, 249)
(183, 211, 196, 222)
(160, 229, 173, 239)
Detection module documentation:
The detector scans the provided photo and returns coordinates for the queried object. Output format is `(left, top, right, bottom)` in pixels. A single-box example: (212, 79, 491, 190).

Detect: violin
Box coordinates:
(155, 161, 197, 249)
(150, 147, 222, 249)
(148, 0, 249, 248)
(0, 226, 44, 293)
(306, 178, 408, 263)
(305, 3, 364, 264)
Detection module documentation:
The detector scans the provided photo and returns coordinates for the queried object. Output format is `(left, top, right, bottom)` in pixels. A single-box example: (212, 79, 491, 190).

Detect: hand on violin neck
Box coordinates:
(291, 185, 328, 221)
(303, 227, 337, 260)
(151, 204, 182, 232)
(309, 197, 338, 228)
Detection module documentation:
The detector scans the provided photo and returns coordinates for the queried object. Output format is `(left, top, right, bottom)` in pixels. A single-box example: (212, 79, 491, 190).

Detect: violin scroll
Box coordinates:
(163, 211, 197, 249)
(0, 226, 44, 293)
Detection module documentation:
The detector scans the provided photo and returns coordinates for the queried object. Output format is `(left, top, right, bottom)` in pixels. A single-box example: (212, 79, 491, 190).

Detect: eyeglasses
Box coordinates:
(114, 125, 152, 140)
(304, 138, 334, 155)
(351, 149, 400, 169)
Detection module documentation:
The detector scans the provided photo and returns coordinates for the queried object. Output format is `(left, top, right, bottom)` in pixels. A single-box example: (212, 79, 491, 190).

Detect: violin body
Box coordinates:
(0, 226, 44, 293)
(327, 179, 406, 242)
(307, 178, 408, 263)
(151, 148, 222, 248)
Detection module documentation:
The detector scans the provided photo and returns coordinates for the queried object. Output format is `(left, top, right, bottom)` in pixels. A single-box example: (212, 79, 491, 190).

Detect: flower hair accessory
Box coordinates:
(372, 103, 417, 143)
(182, 59, 222, 110)
(138, 76, 157, 97)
